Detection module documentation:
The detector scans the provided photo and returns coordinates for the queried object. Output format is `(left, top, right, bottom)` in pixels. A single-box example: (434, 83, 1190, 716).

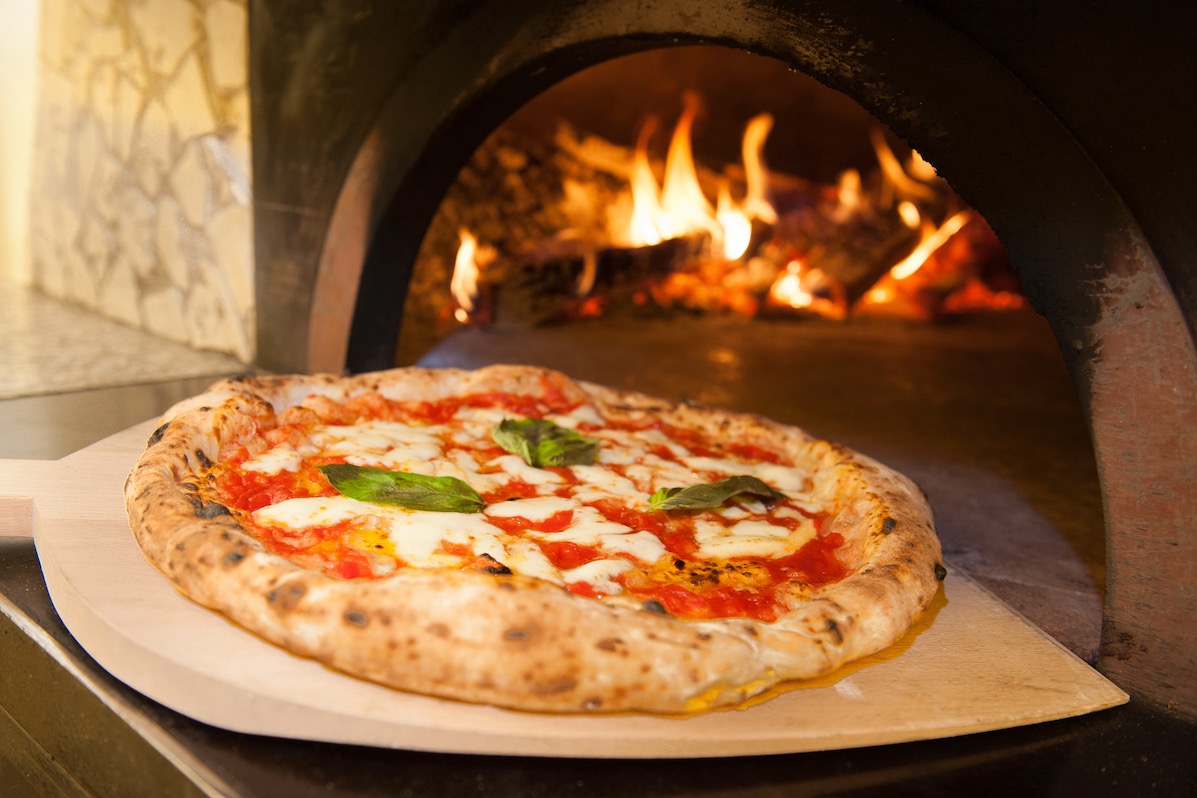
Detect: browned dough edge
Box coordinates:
(123, 364, 944, 713)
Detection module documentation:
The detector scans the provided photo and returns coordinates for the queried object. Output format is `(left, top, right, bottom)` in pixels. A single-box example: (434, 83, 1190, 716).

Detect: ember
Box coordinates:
(431, 93, 1024, 335)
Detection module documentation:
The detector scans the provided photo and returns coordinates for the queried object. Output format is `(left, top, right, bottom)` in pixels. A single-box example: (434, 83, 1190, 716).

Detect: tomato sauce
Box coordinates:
(482, 480, 541, 503)
(538, 540, 604, 570)
(764, 532, 848, 584)
(643, 582, 781, 623)
(486, 510, 574, 535)
(216, 464, 336, 514)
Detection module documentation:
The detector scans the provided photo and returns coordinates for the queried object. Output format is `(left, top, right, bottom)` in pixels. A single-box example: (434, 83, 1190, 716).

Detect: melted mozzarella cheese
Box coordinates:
(596, 530, 668, 564)
(555, 403, 604, 429)
(692, 518, 816, 560)
(307, 422, 446, 472)
(502, 539, 561, 584)
(486, 454, 565, 486)
(254, 496, 498, 568)
(242, 444, 304, 474)
(485, 496, 575, 521)
(537, 505, 631, 545)
(561, 558, 633, 594)
(623, 456, 703, 493)
(253, 496, 365, 528)
(568, 464, 640, 503)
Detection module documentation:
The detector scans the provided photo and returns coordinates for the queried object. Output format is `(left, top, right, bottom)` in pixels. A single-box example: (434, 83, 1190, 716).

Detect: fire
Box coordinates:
(625, 94, 776, 262)
(890, 210, 971, 281)
(450, 228, 492, 322)
(766, 259, 847, 319)
(628, 118, 665, 247)
(856, 210, 1025, 320)
(870, 129, 936, 202)
(438, 95, 1024, 331)
(740, 114, 778, 225)
(831, 169, 863, 221)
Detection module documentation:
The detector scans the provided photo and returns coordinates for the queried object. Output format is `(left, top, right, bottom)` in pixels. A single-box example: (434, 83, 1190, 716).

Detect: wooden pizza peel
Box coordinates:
(0, 420, 1127, 758)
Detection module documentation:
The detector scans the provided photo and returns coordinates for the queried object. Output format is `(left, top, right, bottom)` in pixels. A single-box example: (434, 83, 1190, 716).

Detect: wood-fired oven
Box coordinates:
(247, 0, 1197, 720)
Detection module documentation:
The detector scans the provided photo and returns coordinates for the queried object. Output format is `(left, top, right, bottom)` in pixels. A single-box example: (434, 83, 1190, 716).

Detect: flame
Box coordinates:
(889, 210, 972, 281)
(854, 210, 979, 319)
(443, 94, 1021, 327)
(716, 182, 753, 260)
(870, 129, 936, 202)
(740, 114, 777, 224)
(625, 98, 775, 260)
(450, 228, 493, 322)
(766, 259, 847, 319)
(907, 149, 938, 182)
(629, 118, 665, 247)
(830, 168, 863, 221)
(897, 200, 921, 229)
(658, 94, 722, 241)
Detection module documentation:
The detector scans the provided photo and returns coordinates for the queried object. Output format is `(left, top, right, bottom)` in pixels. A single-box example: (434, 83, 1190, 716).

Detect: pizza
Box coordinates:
(124, 364, 944, 713)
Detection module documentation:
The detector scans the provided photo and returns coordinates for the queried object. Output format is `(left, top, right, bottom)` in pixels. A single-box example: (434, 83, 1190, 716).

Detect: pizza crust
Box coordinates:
(124, 364, 943, 713)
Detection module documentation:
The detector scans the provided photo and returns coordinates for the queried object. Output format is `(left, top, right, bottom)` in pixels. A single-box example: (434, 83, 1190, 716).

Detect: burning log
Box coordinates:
(395, 89, 1024, 366)
(479, 235, 710, 328)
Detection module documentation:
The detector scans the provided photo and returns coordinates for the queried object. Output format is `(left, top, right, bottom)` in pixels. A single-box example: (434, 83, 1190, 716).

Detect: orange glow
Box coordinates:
(450, 228, 493, 322)
(765, 259, 847, 319)
(716, 182, 753, 260)
(740, 114, 778, 225)
(897, 200, 921, 229)
(907, 149, 937, 182)
(853, 211, 1022, 319)
(443, 95, 1022, 327)
(870, 129, 936, 202)
(889, 210, 972, 281)
(830, 168, 863, 222)
(658, 93, 721, 241)
(625, 97, 775, 261)
(629, 117, 665, 247)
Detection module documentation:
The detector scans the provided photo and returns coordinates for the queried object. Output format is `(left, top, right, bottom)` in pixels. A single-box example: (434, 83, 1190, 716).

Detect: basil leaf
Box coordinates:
(317, 464, 484, 513)
(492, 418, 600, 468)
(649, 475, 786, 511)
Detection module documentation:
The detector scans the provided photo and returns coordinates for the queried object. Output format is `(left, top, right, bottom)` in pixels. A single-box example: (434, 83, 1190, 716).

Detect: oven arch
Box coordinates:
(255, 0, 1197, 716)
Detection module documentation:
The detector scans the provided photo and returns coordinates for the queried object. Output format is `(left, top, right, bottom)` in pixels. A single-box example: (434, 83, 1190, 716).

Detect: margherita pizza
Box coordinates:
(124, 364, 944, 713)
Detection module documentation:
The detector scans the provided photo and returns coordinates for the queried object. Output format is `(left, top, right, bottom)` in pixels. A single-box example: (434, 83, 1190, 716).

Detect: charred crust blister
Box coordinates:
(222, 550, 245, 566)
(474, 553, 513, 576)
(934, 563, 948, 581)
(642, 600, 669, 615)
(531, 678, 578, 696)
(193, 501, 232, 519)
(265, 583, 307, 610)
(194, 449, 214, 469)
(344, 610, 368, 628)
(881, 517, 897, 535)
(147, 422, 170, 446)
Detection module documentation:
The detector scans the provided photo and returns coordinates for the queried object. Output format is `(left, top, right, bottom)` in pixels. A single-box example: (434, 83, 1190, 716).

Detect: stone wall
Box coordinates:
(29, 0, 253, 363)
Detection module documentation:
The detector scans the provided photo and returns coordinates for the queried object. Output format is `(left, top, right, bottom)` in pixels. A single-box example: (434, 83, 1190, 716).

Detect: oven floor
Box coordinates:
(417, 309, 1105, 662)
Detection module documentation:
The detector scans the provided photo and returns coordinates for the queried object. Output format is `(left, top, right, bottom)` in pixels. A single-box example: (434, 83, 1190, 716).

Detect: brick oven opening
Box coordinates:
(396, 47, 1026, 364)
(393, 46, 1105, 665)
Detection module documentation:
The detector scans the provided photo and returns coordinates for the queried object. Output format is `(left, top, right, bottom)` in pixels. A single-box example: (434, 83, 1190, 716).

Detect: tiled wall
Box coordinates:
(29, 0, 254, 363)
